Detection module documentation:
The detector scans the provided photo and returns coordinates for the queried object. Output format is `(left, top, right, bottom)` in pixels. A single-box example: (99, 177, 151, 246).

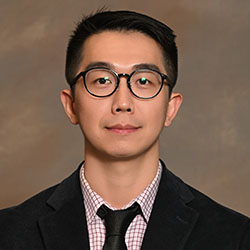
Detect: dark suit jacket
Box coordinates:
(0, 161, 250, 250)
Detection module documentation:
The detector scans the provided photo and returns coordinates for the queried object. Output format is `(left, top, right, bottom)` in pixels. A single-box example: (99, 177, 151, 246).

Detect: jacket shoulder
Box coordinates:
(164, 165, 250, 225)
(161, 163, 250, 249)
(186, 184, 250, 249)
(0, 184, 58, 217)
(188, 183, 249, 221)
(0, 165, 82, 249)
(0, 185, 58, 249)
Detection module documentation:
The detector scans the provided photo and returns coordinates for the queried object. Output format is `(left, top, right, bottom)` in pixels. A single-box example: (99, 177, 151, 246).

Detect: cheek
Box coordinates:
(153, 110, 167, 133)
(143, 101, 168, 129)
(74, 98, 92, 133)
(75, 98, 108, 133)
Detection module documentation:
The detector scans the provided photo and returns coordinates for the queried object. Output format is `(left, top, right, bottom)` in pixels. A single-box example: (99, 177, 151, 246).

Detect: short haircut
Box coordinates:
(65, 10, 178, 91)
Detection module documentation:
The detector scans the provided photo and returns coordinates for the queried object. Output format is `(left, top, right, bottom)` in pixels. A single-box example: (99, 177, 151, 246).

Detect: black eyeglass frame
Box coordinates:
(71, 67, 173, 99)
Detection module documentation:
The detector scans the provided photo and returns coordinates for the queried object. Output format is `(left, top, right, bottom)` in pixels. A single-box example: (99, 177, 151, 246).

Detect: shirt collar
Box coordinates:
(80, 166, 105, 225)
(80, 161, 162, 224)
(132, 162, 162, 222)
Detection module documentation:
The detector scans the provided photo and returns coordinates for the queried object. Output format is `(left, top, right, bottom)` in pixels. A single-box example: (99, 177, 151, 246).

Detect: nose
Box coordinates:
(111, 78, 134, 114)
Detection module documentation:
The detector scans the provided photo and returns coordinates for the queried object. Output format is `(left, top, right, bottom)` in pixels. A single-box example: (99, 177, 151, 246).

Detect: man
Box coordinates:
(0, 10, 249, 250)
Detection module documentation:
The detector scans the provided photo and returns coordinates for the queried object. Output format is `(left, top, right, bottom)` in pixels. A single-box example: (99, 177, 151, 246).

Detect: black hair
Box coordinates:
(65, 10, 178, 91)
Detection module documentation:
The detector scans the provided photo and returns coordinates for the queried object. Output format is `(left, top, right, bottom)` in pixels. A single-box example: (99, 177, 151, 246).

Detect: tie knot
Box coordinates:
(97, 202, 141, 237)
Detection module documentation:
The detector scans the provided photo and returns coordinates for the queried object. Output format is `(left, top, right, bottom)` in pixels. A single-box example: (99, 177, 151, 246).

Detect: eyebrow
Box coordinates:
(85, 61, 113, 70)
(84, 61, 162, 72)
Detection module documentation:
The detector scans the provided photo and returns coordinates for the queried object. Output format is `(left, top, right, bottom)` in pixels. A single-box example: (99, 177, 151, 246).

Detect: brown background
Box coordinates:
(0, 0, 249, 216)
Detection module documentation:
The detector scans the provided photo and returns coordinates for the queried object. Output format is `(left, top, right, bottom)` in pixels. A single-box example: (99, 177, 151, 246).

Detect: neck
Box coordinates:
(84, 142, 160, 209)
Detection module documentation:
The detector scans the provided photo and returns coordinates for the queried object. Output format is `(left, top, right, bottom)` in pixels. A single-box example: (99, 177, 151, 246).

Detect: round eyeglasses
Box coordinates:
(71, 67, 172, 99)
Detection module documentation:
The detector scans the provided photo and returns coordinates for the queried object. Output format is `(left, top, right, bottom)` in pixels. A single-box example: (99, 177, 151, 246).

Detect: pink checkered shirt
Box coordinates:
(79, 162, 162, 250)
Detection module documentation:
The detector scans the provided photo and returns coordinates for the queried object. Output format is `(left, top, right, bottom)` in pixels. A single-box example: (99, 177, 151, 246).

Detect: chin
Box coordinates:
(85, 138, 158, 161)
(97, 147, 144, 161)
(105, 151, 138, 161)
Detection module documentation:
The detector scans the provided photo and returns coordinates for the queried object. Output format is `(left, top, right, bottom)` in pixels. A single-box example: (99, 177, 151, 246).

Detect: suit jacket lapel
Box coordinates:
(38, 165, 90, 250)
(141, 161, 199, 250)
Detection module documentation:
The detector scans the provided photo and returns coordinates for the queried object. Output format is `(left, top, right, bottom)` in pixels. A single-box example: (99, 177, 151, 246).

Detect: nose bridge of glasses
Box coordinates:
(118, 73, 130, 84)
(115, 72, 132, 95)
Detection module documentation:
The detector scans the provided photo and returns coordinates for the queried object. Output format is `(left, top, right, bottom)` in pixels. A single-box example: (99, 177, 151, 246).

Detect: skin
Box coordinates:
(60, 31, 182, 208)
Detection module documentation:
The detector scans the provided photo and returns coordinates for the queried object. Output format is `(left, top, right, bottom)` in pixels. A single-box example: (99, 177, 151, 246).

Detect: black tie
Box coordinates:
(97, 202, 141, 250)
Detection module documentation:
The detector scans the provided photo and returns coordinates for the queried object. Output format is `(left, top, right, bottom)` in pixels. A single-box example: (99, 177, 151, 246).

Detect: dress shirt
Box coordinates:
(79, 161, 162, 250)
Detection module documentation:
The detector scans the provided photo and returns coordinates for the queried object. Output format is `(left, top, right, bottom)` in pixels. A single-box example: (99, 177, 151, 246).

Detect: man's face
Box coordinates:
(61, 31, 182, 160)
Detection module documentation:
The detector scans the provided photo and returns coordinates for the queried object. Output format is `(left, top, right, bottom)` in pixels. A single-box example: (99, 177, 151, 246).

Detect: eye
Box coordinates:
(96, 76, 112, 84)
(138, 77, 150, 85)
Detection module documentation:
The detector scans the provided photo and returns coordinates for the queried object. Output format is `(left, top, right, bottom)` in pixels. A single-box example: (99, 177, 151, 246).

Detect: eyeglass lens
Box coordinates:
(85, 68, 162, 98)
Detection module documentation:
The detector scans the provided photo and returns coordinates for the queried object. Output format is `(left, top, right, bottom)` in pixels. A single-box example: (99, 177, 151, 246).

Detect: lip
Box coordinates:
(106, 124, 140, 134)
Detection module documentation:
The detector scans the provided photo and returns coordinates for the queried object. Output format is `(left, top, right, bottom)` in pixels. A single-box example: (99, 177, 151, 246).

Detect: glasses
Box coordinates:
(71, 67, 172, 99)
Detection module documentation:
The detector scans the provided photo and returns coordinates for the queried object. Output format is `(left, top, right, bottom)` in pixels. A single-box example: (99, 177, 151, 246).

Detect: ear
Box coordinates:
(60, 89, 79, 125)
(164, 92, 183, 127)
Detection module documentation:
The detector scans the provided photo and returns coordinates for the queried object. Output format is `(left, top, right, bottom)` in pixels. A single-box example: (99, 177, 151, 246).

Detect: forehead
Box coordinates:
(79, 31, 166, 73)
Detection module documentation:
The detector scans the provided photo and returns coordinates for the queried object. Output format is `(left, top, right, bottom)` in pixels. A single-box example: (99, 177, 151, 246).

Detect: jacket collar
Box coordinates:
(141, 160, 199, 250)
(38, 160, 199, 250)
(38, 162, 90, 250)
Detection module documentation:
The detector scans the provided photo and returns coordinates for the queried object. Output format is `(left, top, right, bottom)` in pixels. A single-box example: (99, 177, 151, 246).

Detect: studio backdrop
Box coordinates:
(0, 0, 249, 216)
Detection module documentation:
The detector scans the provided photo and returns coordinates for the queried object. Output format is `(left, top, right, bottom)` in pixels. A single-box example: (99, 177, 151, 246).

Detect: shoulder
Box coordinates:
(187, 184, 250, 248)
(0, 162, 82, 227)
(161, 161, 249, 223)
(0, 165, 83, 249)
(0, 184, 58, 247)
(187, 181, 249, 223)
(0, 184, 57, 219)
(163, 164, 250, 249)
(188, 182, 249, 226)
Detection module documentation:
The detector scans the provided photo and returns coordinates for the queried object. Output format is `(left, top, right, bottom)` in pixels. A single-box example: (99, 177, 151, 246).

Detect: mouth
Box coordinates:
(106, 124, 140, 134)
